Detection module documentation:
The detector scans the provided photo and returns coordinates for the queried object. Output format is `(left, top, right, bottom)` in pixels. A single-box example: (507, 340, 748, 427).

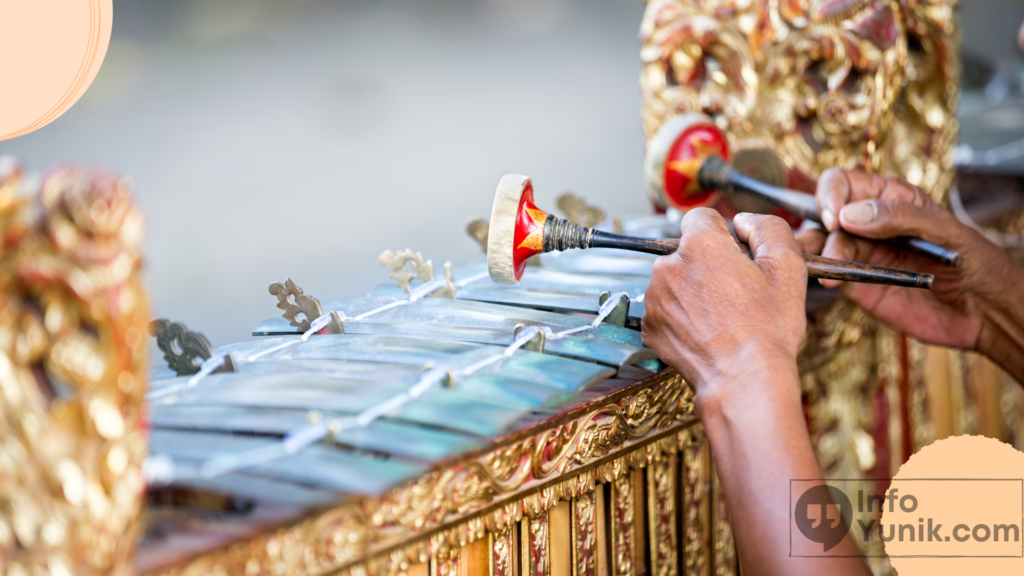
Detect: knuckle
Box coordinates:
(779, 250, 804, 270)
(761, 214, 790, 232)
(690, 207, 725, 225)
(908, 183, 933, 207)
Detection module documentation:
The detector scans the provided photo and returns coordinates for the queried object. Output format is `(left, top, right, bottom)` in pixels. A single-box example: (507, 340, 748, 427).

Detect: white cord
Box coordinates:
(147, 290, 630, 481)
(144, 354, 227, 401)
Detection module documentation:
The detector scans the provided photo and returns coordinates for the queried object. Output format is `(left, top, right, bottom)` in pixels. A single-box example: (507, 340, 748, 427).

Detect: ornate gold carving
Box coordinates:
(907, 336, 934, 451)
(877, 326, 905, 473)
(711, 471, 736, 576)
(379, 249, 456, 298)
(556, 193, 606, 228)
(466, 218, 489, 253)
(524, 512, 549, 576)
(573, 491, 597, 576)
(430, 532, 459, 576)
(1001, 372, 1024, 451)
(148, 318, 213, 376)
(268, 278, 343, 333)
(648, 453, 678, 576)
(890, 0, 961, 199)
(639, 0, 959, 199)
(681, 426, 709, 576)
(491, 529, 513, 576)
(610, 474, 636, 576)
(0, 162, 149, 574)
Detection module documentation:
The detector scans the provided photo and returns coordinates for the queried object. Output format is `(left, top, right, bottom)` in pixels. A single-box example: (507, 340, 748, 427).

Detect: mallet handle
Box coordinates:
(699, 156, 963, 268)
(587, 230, 934, 289)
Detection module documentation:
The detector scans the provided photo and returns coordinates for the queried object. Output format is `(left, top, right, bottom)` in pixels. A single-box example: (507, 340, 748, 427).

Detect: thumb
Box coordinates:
(838, 198, 965, 248)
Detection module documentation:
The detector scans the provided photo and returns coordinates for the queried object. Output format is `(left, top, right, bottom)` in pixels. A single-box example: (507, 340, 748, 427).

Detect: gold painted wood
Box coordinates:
(609, 474, 635, 576)
(490, 529, 513, 576)
(549, 502, 572, 576)
(680, 427, 711, 576)
(429, 532, 459, 576)
(710, 470, 736, 576)
(522, 512, 550, 576)
(595, 487, 609, 576)
(459, 536, 489, 576)
(0, 163, 149, 575)
(640, 0, 960, 200)
(631, 469, 647, 576)
(968, 353, 1005, 440)
(647, 453, 678, 576)
(572, 490, 598, 576)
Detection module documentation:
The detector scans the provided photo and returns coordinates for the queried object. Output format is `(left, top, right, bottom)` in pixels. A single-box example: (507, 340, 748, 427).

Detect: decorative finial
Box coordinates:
(268, 279, 343, 333)
(379, 249, 456, 298)
(149, 319, 215, 376)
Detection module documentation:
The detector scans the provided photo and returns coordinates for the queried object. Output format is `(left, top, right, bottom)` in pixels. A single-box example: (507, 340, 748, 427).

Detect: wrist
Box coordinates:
(975, 260, 1024, 382)
(694, 343, 802, 422)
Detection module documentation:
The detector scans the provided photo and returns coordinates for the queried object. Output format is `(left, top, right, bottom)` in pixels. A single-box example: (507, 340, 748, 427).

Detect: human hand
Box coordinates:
(642, 209, 807, 404)
(798, 169, 1024, 379)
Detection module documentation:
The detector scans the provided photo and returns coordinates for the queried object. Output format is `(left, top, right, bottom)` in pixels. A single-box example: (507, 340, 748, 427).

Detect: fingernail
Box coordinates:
(821, 209, 835, 231)
(841, 201, 876, 225)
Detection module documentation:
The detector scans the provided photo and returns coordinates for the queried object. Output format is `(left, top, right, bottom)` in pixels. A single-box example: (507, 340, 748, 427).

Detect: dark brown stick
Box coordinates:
(584, 229, 933, 289)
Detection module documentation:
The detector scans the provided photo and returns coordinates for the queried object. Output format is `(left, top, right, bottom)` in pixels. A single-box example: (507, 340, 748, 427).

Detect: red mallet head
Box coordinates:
(644, 113, 731, 210)
(487, 174, 548, 285)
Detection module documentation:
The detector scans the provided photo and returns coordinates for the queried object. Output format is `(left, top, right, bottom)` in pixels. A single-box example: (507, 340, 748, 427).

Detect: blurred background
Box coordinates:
(2, 0, 1024, 349)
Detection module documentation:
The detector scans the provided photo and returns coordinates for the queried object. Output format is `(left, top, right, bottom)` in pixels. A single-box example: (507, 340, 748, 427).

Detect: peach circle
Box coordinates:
(0, 0, 112, 141)
(884, 435, 1024, 575)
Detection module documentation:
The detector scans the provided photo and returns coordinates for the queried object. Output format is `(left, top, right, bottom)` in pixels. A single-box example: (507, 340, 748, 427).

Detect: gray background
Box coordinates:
(1, 0, 1022, 349)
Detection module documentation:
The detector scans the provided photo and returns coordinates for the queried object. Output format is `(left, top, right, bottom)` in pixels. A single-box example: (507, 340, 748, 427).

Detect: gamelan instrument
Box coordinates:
(3, 0, 994, 573)
(644, 113, 964, 268)
(487, 173, 935, 289)
(136, 236, 719, 575)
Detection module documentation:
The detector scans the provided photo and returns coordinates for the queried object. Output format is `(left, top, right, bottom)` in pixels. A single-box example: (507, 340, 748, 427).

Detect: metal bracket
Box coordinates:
(513, 324, 547, 353)
(598, 292, 630, 327)
(268, 279, 344, 334)
(422, 362, 455, 388)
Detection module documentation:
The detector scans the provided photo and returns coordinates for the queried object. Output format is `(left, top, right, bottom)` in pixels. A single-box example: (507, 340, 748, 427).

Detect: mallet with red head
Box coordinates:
(486, 174, 934, 289)
(644, 113, 962, 267)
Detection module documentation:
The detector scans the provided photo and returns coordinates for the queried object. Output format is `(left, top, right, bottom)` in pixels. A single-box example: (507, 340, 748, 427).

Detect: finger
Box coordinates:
(679, 207, 742, 255)
(875, 177, 932, 207)
(794, 220, 827, 254)
(815, 168, 851, 233)
(818, 230, 876, 289)
(733, 213, 806, 284)
(816, 169, 904, 232)
(837, 197, 965, 247)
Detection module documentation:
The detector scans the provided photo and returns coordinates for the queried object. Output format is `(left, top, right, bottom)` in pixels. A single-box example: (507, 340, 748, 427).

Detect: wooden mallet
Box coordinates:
(486, 174, 934, 289)
(644, 113, 963, 268)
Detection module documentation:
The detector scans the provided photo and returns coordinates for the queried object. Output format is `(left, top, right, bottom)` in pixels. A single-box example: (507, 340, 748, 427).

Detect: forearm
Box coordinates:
(695, 360, 870, 576)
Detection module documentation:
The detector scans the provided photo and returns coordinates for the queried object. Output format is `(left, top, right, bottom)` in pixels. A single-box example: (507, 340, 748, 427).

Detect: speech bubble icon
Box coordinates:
(795, 485, 853, 552)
